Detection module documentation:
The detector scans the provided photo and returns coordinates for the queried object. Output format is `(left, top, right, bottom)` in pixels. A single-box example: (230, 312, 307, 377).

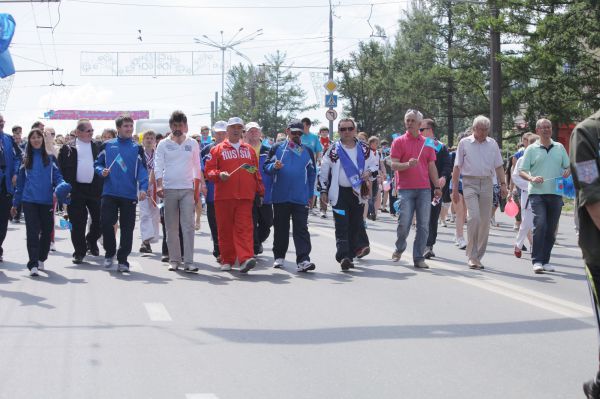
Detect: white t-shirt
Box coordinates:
(154, 136, 201, 190)
(338, 144, 358, 188)
(75, 139, 94, 184)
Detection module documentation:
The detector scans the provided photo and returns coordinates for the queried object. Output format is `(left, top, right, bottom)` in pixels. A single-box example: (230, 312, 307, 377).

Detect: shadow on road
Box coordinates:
(198, 317, 593, 344)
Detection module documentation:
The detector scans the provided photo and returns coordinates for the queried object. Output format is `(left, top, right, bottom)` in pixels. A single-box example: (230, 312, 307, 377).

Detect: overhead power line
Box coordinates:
(65, 0, 409, 8)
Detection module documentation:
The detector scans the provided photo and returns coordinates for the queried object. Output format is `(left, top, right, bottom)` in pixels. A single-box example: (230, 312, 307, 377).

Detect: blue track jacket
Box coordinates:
(95, 136, 148, 200)
(13, 150, 65, 206)
(264, 140, 316, 205)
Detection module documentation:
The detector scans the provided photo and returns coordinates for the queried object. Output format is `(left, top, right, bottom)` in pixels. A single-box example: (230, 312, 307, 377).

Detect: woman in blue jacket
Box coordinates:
(11, 129, 70, 276)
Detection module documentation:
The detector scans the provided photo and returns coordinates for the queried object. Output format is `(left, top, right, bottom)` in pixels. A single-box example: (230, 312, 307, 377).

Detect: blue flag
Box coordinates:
(424, 137, 443, 152)
(115, 154, 128, 173)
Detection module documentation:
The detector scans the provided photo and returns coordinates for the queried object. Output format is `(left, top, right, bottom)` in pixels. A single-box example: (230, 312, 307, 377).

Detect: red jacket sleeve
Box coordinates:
(251, 148, 265, 197)
(205, 145, 221, 183)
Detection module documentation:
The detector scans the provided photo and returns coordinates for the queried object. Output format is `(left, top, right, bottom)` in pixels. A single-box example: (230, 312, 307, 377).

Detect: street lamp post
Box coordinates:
(194, 28, 263, 104)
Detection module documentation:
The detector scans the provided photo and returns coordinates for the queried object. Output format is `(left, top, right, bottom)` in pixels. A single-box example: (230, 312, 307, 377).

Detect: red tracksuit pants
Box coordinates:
(215, 199, 254, 265)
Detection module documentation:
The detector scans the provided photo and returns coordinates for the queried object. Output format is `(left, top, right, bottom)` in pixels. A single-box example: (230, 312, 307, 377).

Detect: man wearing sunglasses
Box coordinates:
(420, 119, 452, 260)
(319, 118, 371, 271)
(388, 109, 441, 269)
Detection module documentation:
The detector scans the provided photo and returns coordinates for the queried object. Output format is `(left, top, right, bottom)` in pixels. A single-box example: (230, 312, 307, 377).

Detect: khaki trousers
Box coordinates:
(462, 176, 493, 263)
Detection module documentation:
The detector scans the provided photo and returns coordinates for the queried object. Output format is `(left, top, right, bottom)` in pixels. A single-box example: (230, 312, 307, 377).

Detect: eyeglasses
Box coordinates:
(339, 127, 354, 132)
(85, 129, 93, 133)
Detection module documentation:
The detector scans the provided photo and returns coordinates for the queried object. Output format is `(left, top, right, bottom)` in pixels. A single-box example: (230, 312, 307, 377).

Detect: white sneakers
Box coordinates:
(29, 266, 39, 276)
(168, 262, 179, 271)
(533, 263, 555, 273)
(456, 237, 467, 250)
(543, 264, 555, 272)
(297, 260, 316, 272)
(273, 258, 284, 269)
(37, 261, 45, 271)
(103, 257, 114, 269)
(240, 258, 256, 273)
(220, 264, 232, 271)
(117, 264, 129, 273)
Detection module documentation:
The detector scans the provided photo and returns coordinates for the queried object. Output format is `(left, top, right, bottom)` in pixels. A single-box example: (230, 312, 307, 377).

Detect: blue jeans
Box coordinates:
(529, 194, 563, 265)
(395, 188, 431, 263)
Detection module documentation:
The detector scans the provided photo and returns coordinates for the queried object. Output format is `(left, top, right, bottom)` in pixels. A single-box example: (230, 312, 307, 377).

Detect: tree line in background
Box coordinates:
(217, 0, 600, 148)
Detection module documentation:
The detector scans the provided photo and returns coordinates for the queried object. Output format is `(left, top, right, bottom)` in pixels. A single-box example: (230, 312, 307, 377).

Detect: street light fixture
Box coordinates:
(194, 28, 263, 104)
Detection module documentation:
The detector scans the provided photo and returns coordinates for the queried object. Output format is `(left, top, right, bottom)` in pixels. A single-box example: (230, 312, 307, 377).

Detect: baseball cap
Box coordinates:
(245, 122, 261, 131)
(213, 120, 227, 132)
(227, 117, 244, 127)
(287, 119, 303, 132)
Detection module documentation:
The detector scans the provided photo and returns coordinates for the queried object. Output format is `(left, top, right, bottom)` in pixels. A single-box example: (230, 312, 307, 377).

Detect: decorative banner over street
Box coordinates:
(44, 110, 150, 120)
(80, 51, 227, 76)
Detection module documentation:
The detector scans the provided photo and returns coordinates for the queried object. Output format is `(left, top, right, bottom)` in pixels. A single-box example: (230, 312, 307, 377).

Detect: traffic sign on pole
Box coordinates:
(324, 79, 337, 93)
(325, 109, 338, 121)
(325, 94, 338, 107)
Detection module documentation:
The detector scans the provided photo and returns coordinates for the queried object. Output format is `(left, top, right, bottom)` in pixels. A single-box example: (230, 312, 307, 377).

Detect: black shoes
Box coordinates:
(341, 258, 353, 271)
(87, 243, 100, 257)
(139, 241, 152, 254)
(584, 372, 600, 398)
(423, 246, 435, 259)
(72, 255, 84, 264)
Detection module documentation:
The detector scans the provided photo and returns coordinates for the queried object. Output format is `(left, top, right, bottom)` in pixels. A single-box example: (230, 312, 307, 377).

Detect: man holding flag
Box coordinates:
(519, 118, 570, 274)
(95, 114, 148, 272)
(264, 119, 317, 271)
(319, 118, 371, 271)
(388, 109, 441, 269)
(420, 118, 452, 260)
(205, 117, 264, 273)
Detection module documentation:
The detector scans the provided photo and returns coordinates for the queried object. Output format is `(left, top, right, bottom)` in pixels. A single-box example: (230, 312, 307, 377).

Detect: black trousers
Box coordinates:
(206, 201, 219, 258)
(273, 202, 311, 263)
(426, 189, 441, 248)
(101, 195, 137, 266)
(0, 192, 11, 256)
(333, 187, 369, 262)
(23, 202, 53, 270)
(253, 199, 274, 252)
(68, 195, 101, 257)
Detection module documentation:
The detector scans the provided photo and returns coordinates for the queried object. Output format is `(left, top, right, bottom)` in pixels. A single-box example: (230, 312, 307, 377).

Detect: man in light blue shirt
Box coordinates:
(519, 118, 570, 274)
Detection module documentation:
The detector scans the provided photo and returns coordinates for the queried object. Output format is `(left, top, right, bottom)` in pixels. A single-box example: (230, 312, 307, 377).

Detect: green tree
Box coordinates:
(218, 51, 316, 136)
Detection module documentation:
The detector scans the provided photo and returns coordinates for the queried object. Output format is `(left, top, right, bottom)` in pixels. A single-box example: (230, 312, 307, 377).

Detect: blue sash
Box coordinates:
(337, 142, 365, 195)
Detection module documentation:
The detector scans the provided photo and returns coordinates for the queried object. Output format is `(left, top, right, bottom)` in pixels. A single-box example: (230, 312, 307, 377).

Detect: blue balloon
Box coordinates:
(0, 14, 16, 52)
(0, 49, 15, 78)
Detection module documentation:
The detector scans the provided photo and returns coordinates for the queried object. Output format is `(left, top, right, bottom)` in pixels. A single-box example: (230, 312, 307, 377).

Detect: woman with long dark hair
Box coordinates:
(11, 129, 70, 276)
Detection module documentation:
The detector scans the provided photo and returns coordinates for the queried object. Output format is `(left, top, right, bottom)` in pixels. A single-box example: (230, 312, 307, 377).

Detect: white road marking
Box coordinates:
(311, 225, 593, 319)
(186, 394, 219, 399)
(144, 302, 172, 321)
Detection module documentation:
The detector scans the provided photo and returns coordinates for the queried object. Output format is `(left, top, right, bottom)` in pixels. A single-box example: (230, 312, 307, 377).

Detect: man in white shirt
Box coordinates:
(155, 111, 204, 273)
(452, 115, 507, 269)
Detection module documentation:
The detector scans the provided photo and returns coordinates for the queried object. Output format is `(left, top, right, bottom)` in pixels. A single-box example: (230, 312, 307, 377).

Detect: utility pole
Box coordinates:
(194, 28, 263, 104)
(328, 0, 334, 139)
(446, 1, 455, 148)
(489, 0, 502, 147)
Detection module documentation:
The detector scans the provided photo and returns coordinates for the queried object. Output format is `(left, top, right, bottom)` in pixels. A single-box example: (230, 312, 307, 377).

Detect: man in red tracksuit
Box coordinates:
(205, 117, 264, 273)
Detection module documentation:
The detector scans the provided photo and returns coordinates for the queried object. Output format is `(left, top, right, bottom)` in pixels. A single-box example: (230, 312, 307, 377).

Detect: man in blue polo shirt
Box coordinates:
(519, 118, 570, 274)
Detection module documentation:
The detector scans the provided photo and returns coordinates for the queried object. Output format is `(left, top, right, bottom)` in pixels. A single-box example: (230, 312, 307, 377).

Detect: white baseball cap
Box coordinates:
(213, 120, 227, 132)
(227, 117, 244, 127)
(245, 122, 261, 131)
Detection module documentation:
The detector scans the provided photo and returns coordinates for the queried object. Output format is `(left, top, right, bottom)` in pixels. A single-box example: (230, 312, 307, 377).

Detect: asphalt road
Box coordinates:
(0, 208, 595, 399)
